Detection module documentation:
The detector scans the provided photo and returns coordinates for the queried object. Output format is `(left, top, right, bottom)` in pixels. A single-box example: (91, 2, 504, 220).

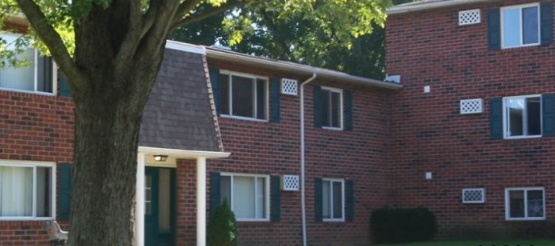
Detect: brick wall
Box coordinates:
(176, 60, 393, 246)
(0, 90, 74, 245)
(386, 0, 555, 239)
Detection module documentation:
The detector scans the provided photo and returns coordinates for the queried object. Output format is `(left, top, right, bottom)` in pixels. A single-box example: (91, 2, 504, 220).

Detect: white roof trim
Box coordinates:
(139, 146, 230, 159)
(165, 40, 206, 55)
(387, 0, 495, 15)
(206, 48, 402, 90)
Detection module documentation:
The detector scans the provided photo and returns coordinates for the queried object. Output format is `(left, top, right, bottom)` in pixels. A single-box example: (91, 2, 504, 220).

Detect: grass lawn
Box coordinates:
(375, 240, 555, 246)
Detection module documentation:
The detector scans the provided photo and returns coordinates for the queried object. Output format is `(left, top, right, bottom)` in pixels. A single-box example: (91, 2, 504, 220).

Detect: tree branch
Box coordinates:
(113, 0, 149, 77)
(170, 1, 241, 31)
(173, 0, 203, 22)
(14, 0, 83, 90)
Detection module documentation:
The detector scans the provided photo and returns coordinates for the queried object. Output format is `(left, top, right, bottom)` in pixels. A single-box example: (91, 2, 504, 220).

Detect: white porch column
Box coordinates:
(136, 153, 146, 246)
(196, 157, 207, 246)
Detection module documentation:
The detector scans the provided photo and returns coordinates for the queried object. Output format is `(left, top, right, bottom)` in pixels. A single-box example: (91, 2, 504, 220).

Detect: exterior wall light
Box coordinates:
(153, 155, 168, 162)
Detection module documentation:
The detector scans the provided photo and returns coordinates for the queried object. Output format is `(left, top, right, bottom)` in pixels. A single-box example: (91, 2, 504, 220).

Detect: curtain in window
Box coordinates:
(0, 166, 33, 216)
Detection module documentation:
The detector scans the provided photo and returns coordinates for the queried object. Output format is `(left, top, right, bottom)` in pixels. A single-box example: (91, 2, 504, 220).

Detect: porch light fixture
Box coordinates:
(153, 155, 168, 162)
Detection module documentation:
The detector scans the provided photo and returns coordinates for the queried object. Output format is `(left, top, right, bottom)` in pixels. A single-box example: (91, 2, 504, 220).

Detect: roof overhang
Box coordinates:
(206, 47, 402, 90)
(139, 146, 230, 159)
(387, 0, 497, 15)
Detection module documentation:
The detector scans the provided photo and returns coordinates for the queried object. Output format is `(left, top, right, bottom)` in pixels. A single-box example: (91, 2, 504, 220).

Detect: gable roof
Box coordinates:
(205, 47, 402, 90)
(387, 0, 497, 15)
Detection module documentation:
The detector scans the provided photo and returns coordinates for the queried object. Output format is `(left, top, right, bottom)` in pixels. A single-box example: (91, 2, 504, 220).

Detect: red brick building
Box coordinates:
(386, 0, 555, 239)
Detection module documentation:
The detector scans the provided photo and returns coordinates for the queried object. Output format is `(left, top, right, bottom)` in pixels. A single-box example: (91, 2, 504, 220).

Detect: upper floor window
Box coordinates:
(0, 160, 55, 220)
(505, 187, 545, 220)
(504, 95, 541, 138)
(0, 33, 54, 94)
(314, 85, 353, 131)
(219, 71, 268, 121)
(220, 173, 269, 221)
(502, 4, 540, 48)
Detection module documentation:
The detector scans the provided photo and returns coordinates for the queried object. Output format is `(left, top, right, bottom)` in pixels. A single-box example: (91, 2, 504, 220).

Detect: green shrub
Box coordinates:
(207, 199, 237, 246)
(370, 207, 437, 244)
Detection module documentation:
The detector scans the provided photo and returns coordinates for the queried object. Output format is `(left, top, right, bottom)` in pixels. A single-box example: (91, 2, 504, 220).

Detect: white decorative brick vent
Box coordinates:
(460, 98, 483, 114)
(462, 188, 485, 204)
(281, 78, 298, 96)
(282, 175, 299, 191)
(459, 9, 481, 26)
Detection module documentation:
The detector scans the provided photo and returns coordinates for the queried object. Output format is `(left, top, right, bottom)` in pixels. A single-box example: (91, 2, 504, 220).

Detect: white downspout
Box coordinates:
(136, 153, 146, 246)
(300, 73, 317, 246)
(197, 157, 207, 246)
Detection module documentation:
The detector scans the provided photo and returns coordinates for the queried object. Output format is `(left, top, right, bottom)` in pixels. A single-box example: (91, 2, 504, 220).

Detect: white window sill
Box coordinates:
(0, 217, 55, 221)
(0, 87, 55, 96)
(323, 218, 345, 222)
(236, 218, 270, 222)
(504, 135, 542, 140)
(502, 43, 540, 49)
(505, 217, 545, 221)
(220, 114, 268, 123)
(322, 126, 343, 131)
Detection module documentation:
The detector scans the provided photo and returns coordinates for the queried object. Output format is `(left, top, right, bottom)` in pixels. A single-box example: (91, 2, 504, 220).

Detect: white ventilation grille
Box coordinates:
(460, 99, 483, 114)
(462, 188, 485, 204)
(281, 78, 298, 96)
(459, 9, 481, 25)
(282, 175, 299, 191)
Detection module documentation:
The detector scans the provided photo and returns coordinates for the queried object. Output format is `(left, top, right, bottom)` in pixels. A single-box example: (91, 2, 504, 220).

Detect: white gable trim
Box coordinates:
(165, 40, 206, 54)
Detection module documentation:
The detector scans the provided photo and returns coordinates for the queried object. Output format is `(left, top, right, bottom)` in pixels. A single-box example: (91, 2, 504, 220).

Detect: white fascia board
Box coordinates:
(165, 40, 206, 55)
(138, 146, 230, 159)
(387, 0, 496, 15)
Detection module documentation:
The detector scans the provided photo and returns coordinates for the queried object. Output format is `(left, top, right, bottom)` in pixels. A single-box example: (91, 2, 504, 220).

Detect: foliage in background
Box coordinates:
(207, 200, 237, 246)
(371, 207, 437, 244)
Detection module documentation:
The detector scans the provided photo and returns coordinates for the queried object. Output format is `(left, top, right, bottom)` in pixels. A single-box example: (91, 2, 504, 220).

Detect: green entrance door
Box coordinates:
(145, 167, 176, 246)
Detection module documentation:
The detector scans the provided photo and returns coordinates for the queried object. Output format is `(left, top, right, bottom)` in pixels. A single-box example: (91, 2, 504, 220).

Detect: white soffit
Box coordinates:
(387, 0, 496, 15)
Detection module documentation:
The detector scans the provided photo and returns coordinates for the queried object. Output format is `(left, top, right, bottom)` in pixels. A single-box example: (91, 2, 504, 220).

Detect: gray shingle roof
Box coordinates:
(139, 48, 222, 152)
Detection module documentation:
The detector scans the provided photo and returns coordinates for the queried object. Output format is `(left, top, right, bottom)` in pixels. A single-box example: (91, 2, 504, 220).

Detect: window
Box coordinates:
(504, 95, 542, 138)
(502, 4, 540, 48)
(219, 71, 268, 120)
(0, 160, 55, 219)
(0, 33, 54, 94)
(220, 173, 269, 221)
(321, 87, 343, 129)
(505, 187, 545, 220)
(322, 178, 344, 221)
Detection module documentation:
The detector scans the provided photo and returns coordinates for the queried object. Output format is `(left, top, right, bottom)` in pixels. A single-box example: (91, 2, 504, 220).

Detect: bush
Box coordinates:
(370, 207, 437, 244)
(207, 199, 237, 246)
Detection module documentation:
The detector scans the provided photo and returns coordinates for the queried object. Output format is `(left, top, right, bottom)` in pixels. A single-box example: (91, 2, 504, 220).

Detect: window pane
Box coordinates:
(220, 176, 231, 206)
(36, 56, 53, 93)
(256, 79, 267, 120)
(219, 74, 230, 115)
(233, 176, 255, 218)
(522, 7, 539, 44)
(331, 92, 341, 128)
(0, 166, 33, 216)
(322, 181, 331, 219)
(145, 175, 152, 215)
(509, 190, 525, 218)
(255, 177, 266, 218)
(526, 97, 541, 135)
(507, 98, 524, 136)
(231, 75, 254, 118)
(332, 182, 343, 219)
(36, 167, 52, 217)
(0, 48, 35, 92)
(322, 91, 331, 127)
(527, 190, 544, 217)
(503, 8, 521, 47)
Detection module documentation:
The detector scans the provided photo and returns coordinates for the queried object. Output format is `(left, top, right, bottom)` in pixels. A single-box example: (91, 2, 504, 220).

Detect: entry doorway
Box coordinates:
(145, 167, 176, 246)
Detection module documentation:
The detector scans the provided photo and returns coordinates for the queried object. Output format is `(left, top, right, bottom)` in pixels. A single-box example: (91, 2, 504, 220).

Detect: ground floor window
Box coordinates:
(0, 160, 55, 219)
(220, 173, 269, 221)
(322, 178, 344, 221)
(505, 187, 545, 220)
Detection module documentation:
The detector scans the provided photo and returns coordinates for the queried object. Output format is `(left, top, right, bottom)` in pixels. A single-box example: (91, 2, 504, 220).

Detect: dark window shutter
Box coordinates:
(487, 9, 501, 50)
(58, 72, 72, 97)
(489, 98, 503, 140)
(209, 172, 221, 215)
(314, 178, 323, 222)
(541, 2, 553, 46)
(313, 85, 322, 128)
(345, 180, 354, 222)
(542, 94, 555, 137)
(270, 175, 281, 222)
(270, 77, 281, 123)
(58, 163, 72, 221)
(209, 68, 221, 116)
(344, 90, 353, 131)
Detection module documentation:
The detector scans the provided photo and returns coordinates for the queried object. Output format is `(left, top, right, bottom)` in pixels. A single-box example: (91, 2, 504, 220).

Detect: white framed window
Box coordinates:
(0, 160, 56, 220)
(322, 178, 344, 221)
(501, 3, 540, 49)
(503, 95, 542, 139)
(321, 87, 343, 130)
(220, 173, 269, 221)
(219, 71, 268, 121)
(505, 187, 545, 220)
(0, 33, 55, 95)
